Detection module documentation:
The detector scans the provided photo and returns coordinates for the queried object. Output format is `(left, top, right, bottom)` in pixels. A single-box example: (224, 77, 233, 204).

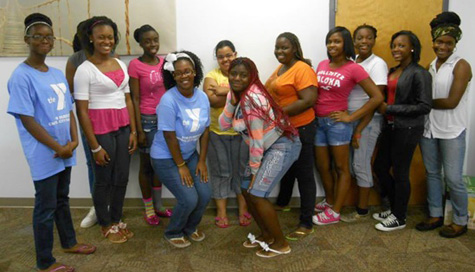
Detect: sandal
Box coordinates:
(40, 263, 75, 272)
(165, 236, 191, 248)
(255, 243, 291, 258)
(144, 213, 160, 226)
(156, 208, 173, 217)
(239, 212, 252, 226)
(189, 230, 205, 242)
(102, 225, 127, 244)
(242, 236, 274, 248)
(62, 243, 96, 254)
(215, 217, 230, 228)
(285, 227, 314, 241)
(117, 222, 134, 239)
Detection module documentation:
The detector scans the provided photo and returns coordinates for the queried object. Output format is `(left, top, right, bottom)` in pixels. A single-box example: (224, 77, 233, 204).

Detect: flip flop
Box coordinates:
(239, 212, 252, 226)
(243, 238, 274, 248)
(62, 243, 96, 254)
(285, 228, 314, 241)
(215, 217, 230, 228)
(256, 246, 291, 258)
(165, 236, 191, 248)
(40, 263, 75, 272)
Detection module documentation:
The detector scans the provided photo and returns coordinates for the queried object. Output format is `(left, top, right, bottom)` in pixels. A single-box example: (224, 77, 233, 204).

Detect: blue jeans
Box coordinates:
(152, 152, 211, 239)
(420, 130, 468, 225)
(315, 116, 353, 146)
(350, 115, 382, 188)
(80, 128, 95, 194)
(139, 114, 158, 154)
(242, 136, 302, 197)
(33, 167, 77, 270)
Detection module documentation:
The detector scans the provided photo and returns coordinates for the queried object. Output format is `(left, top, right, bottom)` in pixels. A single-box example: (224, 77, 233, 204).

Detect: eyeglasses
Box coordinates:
(217, 53, 235, 60)
(26, 35, 56, 42)
(173, 69, 194, 78)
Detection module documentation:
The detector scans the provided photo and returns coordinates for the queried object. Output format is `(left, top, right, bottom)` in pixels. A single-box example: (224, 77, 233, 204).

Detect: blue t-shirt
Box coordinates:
(150, 87, 210, 160)
(7, 63, 76, 181)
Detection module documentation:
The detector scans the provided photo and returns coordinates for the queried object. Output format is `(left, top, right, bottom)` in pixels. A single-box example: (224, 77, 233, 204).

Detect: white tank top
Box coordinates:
(424, 54, 471, 139)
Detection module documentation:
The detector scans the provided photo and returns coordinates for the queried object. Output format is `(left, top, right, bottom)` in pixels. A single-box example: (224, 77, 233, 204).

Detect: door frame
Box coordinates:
(329, 0, 450, 28)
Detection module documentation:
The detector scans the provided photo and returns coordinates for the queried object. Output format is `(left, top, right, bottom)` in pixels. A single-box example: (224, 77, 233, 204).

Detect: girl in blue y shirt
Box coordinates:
(150, 51, 211, 248)
(7, 13, 95, 272)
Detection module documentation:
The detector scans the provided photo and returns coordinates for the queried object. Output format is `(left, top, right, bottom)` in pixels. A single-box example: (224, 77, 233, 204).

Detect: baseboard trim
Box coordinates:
(0, 197, 309, 208)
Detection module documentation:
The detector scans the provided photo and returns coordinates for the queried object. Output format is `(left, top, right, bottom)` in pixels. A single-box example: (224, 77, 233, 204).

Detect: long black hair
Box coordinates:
(326, 26, 355, 60)
(277, 32, 312, 66)
(391, 30, 421, 64)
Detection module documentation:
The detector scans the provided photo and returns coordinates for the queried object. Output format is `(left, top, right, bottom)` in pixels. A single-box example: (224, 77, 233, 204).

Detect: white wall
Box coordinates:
(449, 0, 475, 175)
(0, 0, 328, 199)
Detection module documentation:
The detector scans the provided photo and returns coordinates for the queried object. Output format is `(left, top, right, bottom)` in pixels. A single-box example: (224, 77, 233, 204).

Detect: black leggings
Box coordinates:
(374, 125, 423, 221)
(276, 120, 317, 229)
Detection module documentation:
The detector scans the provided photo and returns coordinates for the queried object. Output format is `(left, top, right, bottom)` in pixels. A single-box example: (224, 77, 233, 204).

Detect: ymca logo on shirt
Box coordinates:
(317, 70, 346, 91)
(49, 83, 68, 111)
(183, 108, 201, 132)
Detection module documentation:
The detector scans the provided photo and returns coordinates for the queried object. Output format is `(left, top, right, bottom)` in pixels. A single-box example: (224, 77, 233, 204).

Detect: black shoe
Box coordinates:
(375, 214, 406, 232)
(439, 224, 468, 238)
(415, 217, 444, 231)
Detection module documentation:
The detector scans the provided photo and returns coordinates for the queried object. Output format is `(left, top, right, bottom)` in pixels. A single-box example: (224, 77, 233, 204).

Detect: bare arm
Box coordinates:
(65, 60, 77, 94)
(129, 77, 147, 148)
(125, 93, 137, 154)
(283, 85, 317, 116)
(433, 59, 472, 109)
(196, 127, 210, 182)
(204, 77, 227, 108)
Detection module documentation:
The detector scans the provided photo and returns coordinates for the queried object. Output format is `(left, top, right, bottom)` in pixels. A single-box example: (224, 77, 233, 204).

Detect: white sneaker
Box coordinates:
(314, 199, 332, 212)
(80, 206, 97, 228)
(372, 209, 392, 222)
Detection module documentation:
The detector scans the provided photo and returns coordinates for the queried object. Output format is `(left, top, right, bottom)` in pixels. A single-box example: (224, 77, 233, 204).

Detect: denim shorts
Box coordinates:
(140, 114, 157, 153)
(241, 135, 302, 198)
(314, 117, 353, 146)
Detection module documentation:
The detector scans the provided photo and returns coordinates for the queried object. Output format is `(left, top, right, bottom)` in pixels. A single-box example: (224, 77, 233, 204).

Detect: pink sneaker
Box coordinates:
(156, 208, 173, 218)
(315, 199, 332, 212)
(312, 208, 340, 225)
(144, 213, 160, 226)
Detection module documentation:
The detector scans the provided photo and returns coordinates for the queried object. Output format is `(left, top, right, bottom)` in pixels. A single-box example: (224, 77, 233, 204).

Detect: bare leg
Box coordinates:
(242, 190, 272, 242)
(358, 186, 371, 210)
(315, 146, 335, 205)
(330, 145, 351, 213)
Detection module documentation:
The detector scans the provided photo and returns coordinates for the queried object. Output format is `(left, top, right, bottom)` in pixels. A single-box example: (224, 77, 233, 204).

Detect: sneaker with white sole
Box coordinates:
(375, 214, 406, 232)
(80, 206, 98, 228)
(314, 199, 332, 212)
(340, 211, 369, 223)
(372, 209, 392, 222)
(312, 207, 340, 225)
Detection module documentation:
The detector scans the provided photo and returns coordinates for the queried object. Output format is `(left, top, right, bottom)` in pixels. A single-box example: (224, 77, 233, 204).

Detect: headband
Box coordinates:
(24, 21, 52, 35)
(163, 53, 195, 72)
(431, 24, 462, 43)
(90, 20, 105, 30)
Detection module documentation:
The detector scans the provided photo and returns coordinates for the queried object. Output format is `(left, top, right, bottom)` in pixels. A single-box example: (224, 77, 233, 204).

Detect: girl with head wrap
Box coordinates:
(416, 11, 472, 238)
(219, 57, 301, 257)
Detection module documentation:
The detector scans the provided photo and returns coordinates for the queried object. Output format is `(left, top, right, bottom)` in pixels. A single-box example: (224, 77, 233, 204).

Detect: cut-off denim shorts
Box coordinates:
(314, 116, 353, 146)
(140, 114, 158, 153)
(241, 135, 302, 197)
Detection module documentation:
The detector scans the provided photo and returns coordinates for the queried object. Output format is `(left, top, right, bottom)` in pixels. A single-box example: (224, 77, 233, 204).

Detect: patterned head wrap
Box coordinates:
(431, 24, 462, 43)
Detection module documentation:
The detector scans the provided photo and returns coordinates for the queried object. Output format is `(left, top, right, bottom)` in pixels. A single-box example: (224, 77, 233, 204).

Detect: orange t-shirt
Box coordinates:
(265, 61, 318, 128)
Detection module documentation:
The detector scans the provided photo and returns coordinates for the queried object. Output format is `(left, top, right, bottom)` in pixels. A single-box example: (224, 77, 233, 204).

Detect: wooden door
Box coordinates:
(334, 0, 444, 205)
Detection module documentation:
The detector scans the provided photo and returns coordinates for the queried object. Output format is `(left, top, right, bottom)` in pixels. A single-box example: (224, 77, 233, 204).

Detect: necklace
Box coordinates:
(25, 59, 48, 72)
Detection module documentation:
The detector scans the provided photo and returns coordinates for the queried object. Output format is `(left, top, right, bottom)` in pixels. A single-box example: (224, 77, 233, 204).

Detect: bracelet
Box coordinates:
(91, 145, 102, 153)
(353, 134, 362, 139)
(131, 131, 137, 135)
(176, 161, 186, 167)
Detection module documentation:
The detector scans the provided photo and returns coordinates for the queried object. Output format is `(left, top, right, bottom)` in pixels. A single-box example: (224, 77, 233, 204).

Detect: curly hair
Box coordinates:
(80, 16, 120, 55)
(162, 50, 204, 90)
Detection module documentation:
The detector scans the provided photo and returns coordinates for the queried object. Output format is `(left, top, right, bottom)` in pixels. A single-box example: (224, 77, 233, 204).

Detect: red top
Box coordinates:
(386, 77, 398, 122)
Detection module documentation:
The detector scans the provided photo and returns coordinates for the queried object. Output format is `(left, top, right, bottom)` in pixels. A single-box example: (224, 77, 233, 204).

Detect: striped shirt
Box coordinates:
(219, 85, 282, 175)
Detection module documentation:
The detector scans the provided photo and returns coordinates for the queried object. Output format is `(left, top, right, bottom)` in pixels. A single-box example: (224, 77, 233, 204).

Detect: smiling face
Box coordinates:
(140, 30, 159, 56)
(25, 24, 54, 56)
(173, 59, 196, 91)
(216, 46, 236, 75)
(274, 37, 296, 65)
(391, 34, 413, 63)
(433, 35, 456, 61)
(229, 64, 250, 93)
(354, 28, 375, 57)
(326, 32, 344, 59)
(90, 24, 115, 56)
